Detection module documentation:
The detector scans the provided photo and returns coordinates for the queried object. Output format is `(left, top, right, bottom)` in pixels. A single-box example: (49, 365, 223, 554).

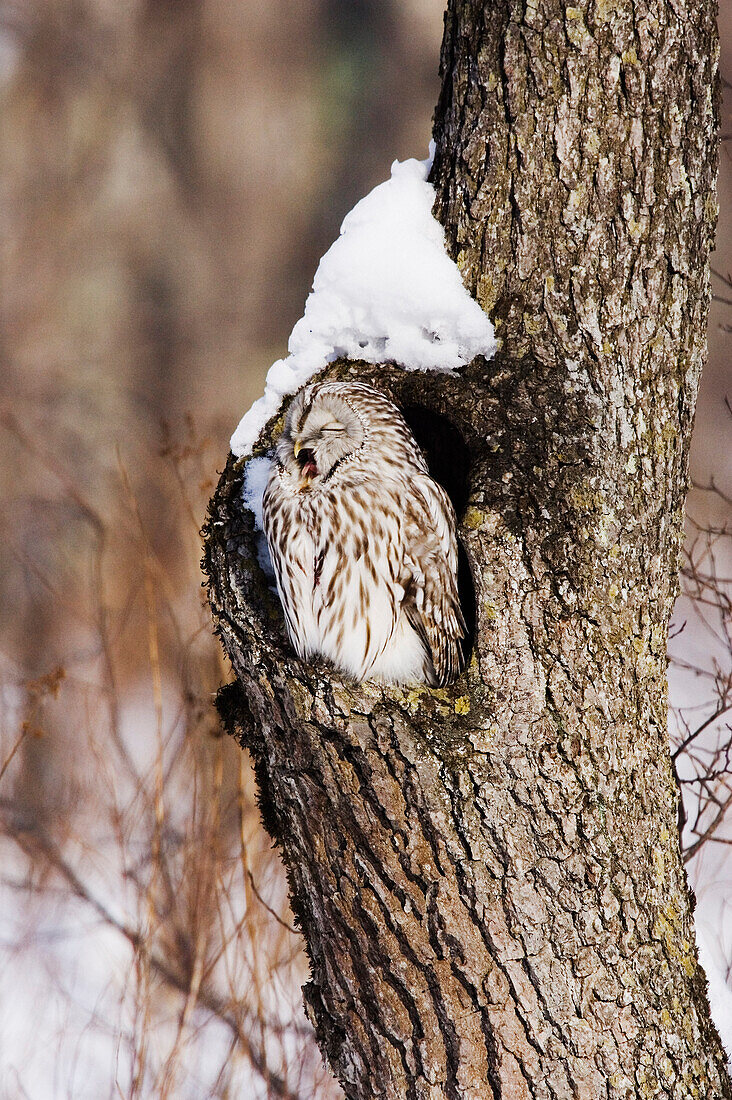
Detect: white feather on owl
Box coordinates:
(262, 381, 465, 685)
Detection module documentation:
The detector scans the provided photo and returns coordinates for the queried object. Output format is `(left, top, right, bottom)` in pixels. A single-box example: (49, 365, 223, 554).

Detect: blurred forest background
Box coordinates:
(1, 2, 731, 1098)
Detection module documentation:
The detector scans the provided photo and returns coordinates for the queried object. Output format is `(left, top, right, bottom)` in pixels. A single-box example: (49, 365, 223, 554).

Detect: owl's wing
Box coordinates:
(402, 476, 466, 687)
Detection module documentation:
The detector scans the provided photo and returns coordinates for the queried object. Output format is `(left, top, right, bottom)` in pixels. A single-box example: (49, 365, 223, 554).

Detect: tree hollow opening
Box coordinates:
(400, 404, 476, 660)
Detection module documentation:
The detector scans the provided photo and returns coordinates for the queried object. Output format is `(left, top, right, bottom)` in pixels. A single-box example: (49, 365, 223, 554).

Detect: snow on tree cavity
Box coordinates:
(230, 144, 497, 469)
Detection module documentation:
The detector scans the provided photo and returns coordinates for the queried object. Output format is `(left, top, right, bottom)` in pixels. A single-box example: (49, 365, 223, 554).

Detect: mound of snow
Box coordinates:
(230, 144, 496, 459)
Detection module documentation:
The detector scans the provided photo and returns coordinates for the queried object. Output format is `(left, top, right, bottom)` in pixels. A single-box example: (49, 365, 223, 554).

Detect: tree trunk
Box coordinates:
(203, 1, 731, 1096)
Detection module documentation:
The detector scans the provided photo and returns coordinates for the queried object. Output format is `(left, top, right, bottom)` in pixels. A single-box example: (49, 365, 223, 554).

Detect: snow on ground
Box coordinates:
(0, 675, 324, 1100)
(230, 144, 497, 461)
(694, 874, 732, 1065)
(669, 585, 732, 1066)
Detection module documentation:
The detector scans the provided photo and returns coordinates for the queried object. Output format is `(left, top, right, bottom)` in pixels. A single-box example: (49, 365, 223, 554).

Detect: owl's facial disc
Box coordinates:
(282, 390, 366, 485)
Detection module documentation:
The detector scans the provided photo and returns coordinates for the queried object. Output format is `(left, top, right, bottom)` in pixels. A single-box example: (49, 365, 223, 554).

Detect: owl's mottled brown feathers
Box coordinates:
(262, 381, 466, 685)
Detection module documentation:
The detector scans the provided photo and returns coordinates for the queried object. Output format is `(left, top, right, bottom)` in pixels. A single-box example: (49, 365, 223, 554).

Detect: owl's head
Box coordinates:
(276, 383, 367, 487)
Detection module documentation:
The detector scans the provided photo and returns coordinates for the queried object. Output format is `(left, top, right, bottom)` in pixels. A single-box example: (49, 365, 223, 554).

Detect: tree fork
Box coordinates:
(203, 0, 730, 1096)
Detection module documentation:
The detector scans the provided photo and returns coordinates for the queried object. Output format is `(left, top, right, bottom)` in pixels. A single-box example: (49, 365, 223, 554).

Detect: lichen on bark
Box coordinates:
(203, 1, 730, 1096)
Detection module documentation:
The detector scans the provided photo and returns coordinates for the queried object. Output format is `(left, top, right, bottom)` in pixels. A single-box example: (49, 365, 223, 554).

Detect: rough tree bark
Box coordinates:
(203, 1, 731, 1096)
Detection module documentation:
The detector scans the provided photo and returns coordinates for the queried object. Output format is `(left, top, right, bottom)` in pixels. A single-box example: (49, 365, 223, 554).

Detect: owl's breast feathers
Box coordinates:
(262, 460, 465, 686)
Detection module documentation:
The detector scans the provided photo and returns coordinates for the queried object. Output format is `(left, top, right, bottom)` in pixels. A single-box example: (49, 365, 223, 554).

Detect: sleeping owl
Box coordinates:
(262, 381, 466, 685)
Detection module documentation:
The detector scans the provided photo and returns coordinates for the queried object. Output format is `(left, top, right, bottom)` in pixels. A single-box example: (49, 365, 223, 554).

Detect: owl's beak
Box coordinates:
(293, 440, 302, 458)
(295, 444, 318, 486)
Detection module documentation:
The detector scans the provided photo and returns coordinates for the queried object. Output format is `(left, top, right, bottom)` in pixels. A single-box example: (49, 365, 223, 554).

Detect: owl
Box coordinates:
(262, 381, 466, 686)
